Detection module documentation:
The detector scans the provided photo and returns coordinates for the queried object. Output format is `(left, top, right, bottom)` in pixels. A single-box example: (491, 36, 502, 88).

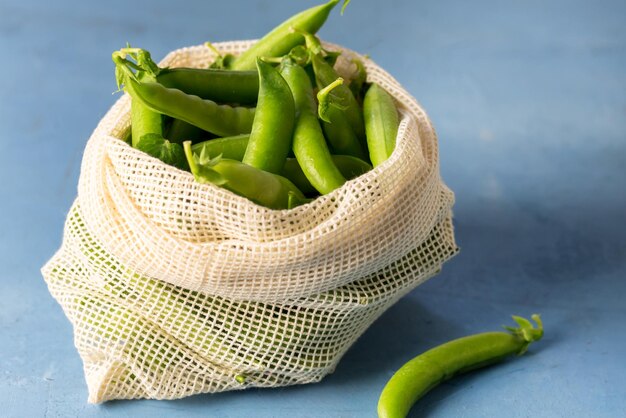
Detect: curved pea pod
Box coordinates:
(280, 59, 346, 195)
(242, 58, 295, 174)
(364, 83, 399, 167)
(322, 106, 367, 159)
(229, 0, 341, 70)
(282, 155, 372, 195)
(121, 73, 256, 137)
(183, 142, 308, 210)
(156, 67, 259, 104)
(377, 315, 544, 418)
(130, 96, 164, 148)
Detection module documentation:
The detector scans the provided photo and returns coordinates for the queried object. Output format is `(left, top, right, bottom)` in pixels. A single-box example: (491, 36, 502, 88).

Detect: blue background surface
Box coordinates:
(1, 0, 625, 416)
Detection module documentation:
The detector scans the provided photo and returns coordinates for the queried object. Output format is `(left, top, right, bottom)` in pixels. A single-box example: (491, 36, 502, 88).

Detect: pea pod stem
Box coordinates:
(377, 315, 544, 418)
(204, 41, 236, 69)
(348, 57, 367, 101)
(316, 77, 348, 123)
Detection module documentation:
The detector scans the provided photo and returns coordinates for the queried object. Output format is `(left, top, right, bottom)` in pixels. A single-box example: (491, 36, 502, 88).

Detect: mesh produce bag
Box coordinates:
(41, 41, 458, 403)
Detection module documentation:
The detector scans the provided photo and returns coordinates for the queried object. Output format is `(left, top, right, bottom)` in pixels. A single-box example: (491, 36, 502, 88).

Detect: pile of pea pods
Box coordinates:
(113, 0, 399, 210)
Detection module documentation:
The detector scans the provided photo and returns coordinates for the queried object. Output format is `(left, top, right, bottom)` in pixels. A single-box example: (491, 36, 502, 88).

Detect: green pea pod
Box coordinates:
(242, 58, 295, 174)
(166, 119, 206, 143)
(114, 49, 255, 137)
(283, 155, 372, 195)
(192, 134, 251, 161)
(157, 67, 259, 104)
(377, 315, 544, 418)
(184, 141, 307, 210)
(193, 135, 371, 194)
(280, 59, 346, 195)
(316, 77, 368, 160)
(122, 75, 255, 137)
(363, 83, 399, 167)
(113, 45, 259, 105)
(229, 0, 342, 71)
(114, 49, 163, 147)
(130, 96, 163, 148)
(309, 47, 366, 140)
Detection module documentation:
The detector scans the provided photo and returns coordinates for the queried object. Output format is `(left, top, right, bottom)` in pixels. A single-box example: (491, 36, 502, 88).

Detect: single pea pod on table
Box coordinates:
(378, 315, 544, 418)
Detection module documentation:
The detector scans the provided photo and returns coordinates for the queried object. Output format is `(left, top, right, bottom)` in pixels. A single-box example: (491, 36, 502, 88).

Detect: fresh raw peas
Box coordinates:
(165, 119, 205, 144)
(297, 32, 368, 160)
(107, 4, 546, 415)
(116, 0, 401, 209)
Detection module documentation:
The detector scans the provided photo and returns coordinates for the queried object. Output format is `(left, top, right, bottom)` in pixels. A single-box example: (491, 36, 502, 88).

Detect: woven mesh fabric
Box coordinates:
(41, 41, 458, 403)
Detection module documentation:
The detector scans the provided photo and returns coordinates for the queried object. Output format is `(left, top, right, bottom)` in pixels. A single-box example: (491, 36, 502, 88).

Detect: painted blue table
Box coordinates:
(1, 0, 624, 416)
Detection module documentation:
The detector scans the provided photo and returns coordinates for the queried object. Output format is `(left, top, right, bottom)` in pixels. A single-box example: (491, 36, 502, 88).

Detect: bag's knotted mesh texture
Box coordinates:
(41, 41, 458, 403)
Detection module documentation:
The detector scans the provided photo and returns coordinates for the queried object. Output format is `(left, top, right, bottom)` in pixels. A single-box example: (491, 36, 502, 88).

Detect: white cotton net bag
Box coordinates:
(42, 41, 458, 403)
